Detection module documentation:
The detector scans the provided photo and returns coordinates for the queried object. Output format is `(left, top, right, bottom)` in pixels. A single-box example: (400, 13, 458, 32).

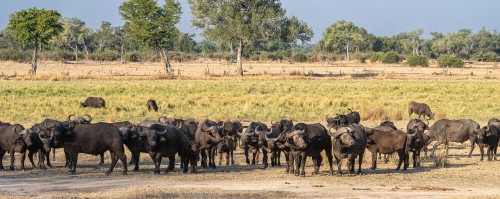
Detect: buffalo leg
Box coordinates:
(28, 151, 36, 169)
(99, 152, 105, 166)
(226, 151, 230, 166)
(166, 156, 175, 172)
(429, 140, 443, 157)
(262, 150, 268, 169)
(294, 154, 301, 176)
(412, 151, 418, 168)
(9, 149, 16, 171)
(132, 152, 140, 171)
(371, 151, 378, 170)
(218, 152, 223, 166)
(358, 152, 364, 174)
(45, 150, 52, 168)
(208, 147, 216, 169)
(0, 149, 5, 170)
(200, 149, 207, 168)
(230, 150, 234, 165)
(107, 152, 118, 175)
(285, 152, 290, 173)
(190, 154, 197, 173)
(38, 150, 46, 170)
(20, 152, 26, 171)
(335, 156, 342, 175)
(117, 150, 127, 175)
(396, 150, 404, 170)
(289, 153, 295, 174)
(300, 153, 307, 177)
(68, 152, 78, 174)
(348, 154, 355, 173)
(468, 137, 476, 157)
(479, 146, 485, 161)
(313, 154, 322, 175)
(244, 147, 250, 164)
(151, 153, 162, 175)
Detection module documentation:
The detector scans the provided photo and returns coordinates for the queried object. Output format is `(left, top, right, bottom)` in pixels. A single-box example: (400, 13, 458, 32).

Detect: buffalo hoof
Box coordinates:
(105, 172, 111, 176)
(154, 171, 160, 175)
(121, 172, 127, 175)
(191, 170, 198, 174)
(183, 170, 188, 173)
(300, 174, 306, 177)
(133, 168, 139, 172)
(9, 166, 14, 171)
(69, 171, 76, 175)
(246, 160, 250, 164)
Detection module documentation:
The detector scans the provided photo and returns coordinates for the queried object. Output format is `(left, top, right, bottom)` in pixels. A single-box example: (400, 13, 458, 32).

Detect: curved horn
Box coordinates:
(67, 114, 75, 122)
(44, 120, 49, 129)
(485, 125, 490, 132)
(157, 130, 167, 136)
(266, 128, 273, 136)
(474, 125, 480, 132)
(347, 108, 353, 113)
(84, 114, 92, 123)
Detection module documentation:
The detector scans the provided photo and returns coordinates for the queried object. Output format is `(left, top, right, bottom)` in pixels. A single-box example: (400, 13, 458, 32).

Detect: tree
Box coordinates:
(54, 18, 92, 61)
(173, 33, 197, 53)
(320, 21, 370, 61)
(393, 29, 424, 55)
(95, 21, 113, 52)
(119, 0, 181, 74)
(189, 0, 306, 76)
(7, 8, 62, 74)
(282, 16, 313, 56)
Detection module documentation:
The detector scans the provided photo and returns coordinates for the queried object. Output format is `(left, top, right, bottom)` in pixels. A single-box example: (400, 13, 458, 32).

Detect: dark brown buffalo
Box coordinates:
(366, 126, 409, 170)
(380, 120, 397, 130)
(194, 119, 222, 171)
(406, 119, 431, 167)
(408, 101, 434, 120)
(428, 119, 480, 157)
(80, 97, 106, 108)
(475, 125, 499, 161)
(117, 125, 149, 171)
(238, 122, 267, 165)
(0, 124, 32, 170)
(326, 108, 361, 129)
(286, 123, 334, 177)
(143, 124, 191, 174)
(217, 136, 236, 166)
(147, 99, 158, 112)
(46, 120, 127, 175)
(331, 124, 367, 174)
(265, 120, 294, 172)
(20, 128, 49, 170)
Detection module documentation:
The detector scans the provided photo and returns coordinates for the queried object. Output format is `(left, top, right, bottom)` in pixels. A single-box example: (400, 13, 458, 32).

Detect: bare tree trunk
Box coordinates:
(236, 39, 244, 76)
(160, 49, 172, 74)
(29, 41, 39, 74)
(74, 44, 78, 62)
(346, 44, 350, 61)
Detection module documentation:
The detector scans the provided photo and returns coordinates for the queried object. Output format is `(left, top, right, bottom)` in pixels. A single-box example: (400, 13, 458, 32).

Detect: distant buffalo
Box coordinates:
(147, 99, 158, 112)
(80, 97, 106, 108)
(408, 101, 433, 120)
(326, 108, 361, 129)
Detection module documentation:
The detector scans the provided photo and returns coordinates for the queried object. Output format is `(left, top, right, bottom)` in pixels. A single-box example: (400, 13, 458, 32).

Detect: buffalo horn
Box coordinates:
(486, 125, 490, 132)
(157, 130, 167, 136)
(84, 114, 92, 123)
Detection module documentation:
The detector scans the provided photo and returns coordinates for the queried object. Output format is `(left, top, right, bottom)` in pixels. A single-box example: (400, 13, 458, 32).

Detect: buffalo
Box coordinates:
(475, 125, 499, 161)
(326, 108, 361, 129)
(238, 122, 267, 165)
(366, 126, 409, 170)
(408, 101, 434, 120)
(406, 119, 431, 167)
(20, 128, 50, 170)
(217, 135, 236, 166)
(427, 119, 480, 157)
(80, 97, 106, 108)
(117, 125, 149, 171)
(330, 124, 367, 174)
(0, 124, 33, 170)
(147, 99, 158, 112)
(143, 124, 191, 174)
(194, 119, 222, 171)
(46, 119, 127, 175)
(265, 120, 294, 172)
(286, 123, 334, 176)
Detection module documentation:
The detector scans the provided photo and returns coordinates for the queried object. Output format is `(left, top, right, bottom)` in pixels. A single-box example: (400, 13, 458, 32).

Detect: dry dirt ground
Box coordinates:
(0, 60, 499, 79)
(0, 121, 499, 198)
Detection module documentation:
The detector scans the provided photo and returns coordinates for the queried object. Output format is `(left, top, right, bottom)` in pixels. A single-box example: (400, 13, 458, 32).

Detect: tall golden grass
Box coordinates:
(0, 79, 499, 125)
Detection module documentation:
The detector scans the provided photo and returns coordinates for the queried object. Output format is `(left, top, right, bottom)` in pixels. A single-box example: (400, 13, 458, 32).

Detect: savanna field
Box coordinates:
(1, 66, 500, 198)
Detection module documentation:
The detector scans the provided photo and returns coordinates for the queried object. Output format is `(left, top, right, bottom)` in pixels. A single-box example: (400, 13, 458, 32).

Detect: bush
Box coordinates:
(39, 50, 74, 61)
(0, 49, 31, 62)
(381, 51, 401, 64)
(406, 55, 429, 67)
(292, 53, 308, 62)
(89, 51, 119, 61)
(370, 52, 385, 62)
(474, 52, 499, 62)
(437, 55, 464, 68)
(124, 51, 141, 62)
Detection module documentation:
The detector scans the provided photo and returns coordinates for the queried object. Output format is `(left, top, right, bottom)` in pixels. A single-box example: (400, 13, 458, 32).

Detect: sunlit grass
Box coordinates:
(0, 79, 499, 126)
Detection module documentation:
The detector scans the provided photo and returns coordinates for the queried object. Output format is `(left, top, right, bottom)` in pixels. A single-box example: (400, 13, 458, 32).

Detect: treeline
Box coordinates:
(2, 20, 499, 66)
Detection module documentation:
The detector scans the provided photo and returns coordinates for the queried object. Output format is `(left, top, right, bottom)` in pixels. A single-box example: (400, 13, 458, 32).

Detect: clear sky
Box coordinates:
(1, 0, 499, 43)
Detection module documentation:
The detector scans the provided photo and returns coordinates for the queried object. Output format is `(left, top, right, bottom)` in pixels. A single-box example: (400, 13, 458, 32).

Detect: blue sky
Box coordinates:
(1, 0, 499, 43)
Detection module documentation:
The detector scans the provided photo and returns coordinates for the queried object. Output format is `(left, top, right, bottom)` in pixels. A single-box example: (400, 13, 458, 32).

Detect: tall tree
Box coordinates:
(54, 18, 92, 61)
(320, 21, 370, 61)
(120, 0, 181, 74)
(189, 0, 305, 76)
(7, 8, 62, 74)
(95, 21, 113, 52)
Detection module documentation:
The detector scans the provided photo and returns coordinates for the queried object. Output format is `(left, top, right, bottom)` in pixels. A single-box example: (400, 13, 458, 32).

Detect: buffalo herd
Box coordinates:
(0, 101, 498, 176)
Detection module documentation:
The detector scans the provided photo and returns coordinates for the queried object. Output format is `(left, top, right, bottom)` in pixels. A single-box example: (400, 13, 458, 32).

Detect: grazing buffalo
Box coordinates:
(475, 125, 499, 161)
(366, 126, 409, 170)
(326, 108, 361, 129)
(408, 101, 434, 120)
(0, 124, 32, 170)
(147, 99, 158, 112)
(46, 120, 127, 175)
(80, 97, 106, 108)
(427, 119, 480, 157)
(143, 124, 191, 174)
(238, 122, 267, 165)
(286, 123, 334, 176)
(194, 119, 222, 171)
(330, 124, 367, 174)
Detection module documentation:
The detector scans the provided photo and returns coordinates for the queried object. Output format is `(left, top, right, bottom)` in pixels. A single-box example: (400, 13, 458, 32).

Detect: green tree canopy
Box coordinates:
(120, 0, 181, 74)
(319, 20, 371, 61)
(53, 17, 93, 61)
(188, 0, 310, 76)
(7, 8, 62, 74)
